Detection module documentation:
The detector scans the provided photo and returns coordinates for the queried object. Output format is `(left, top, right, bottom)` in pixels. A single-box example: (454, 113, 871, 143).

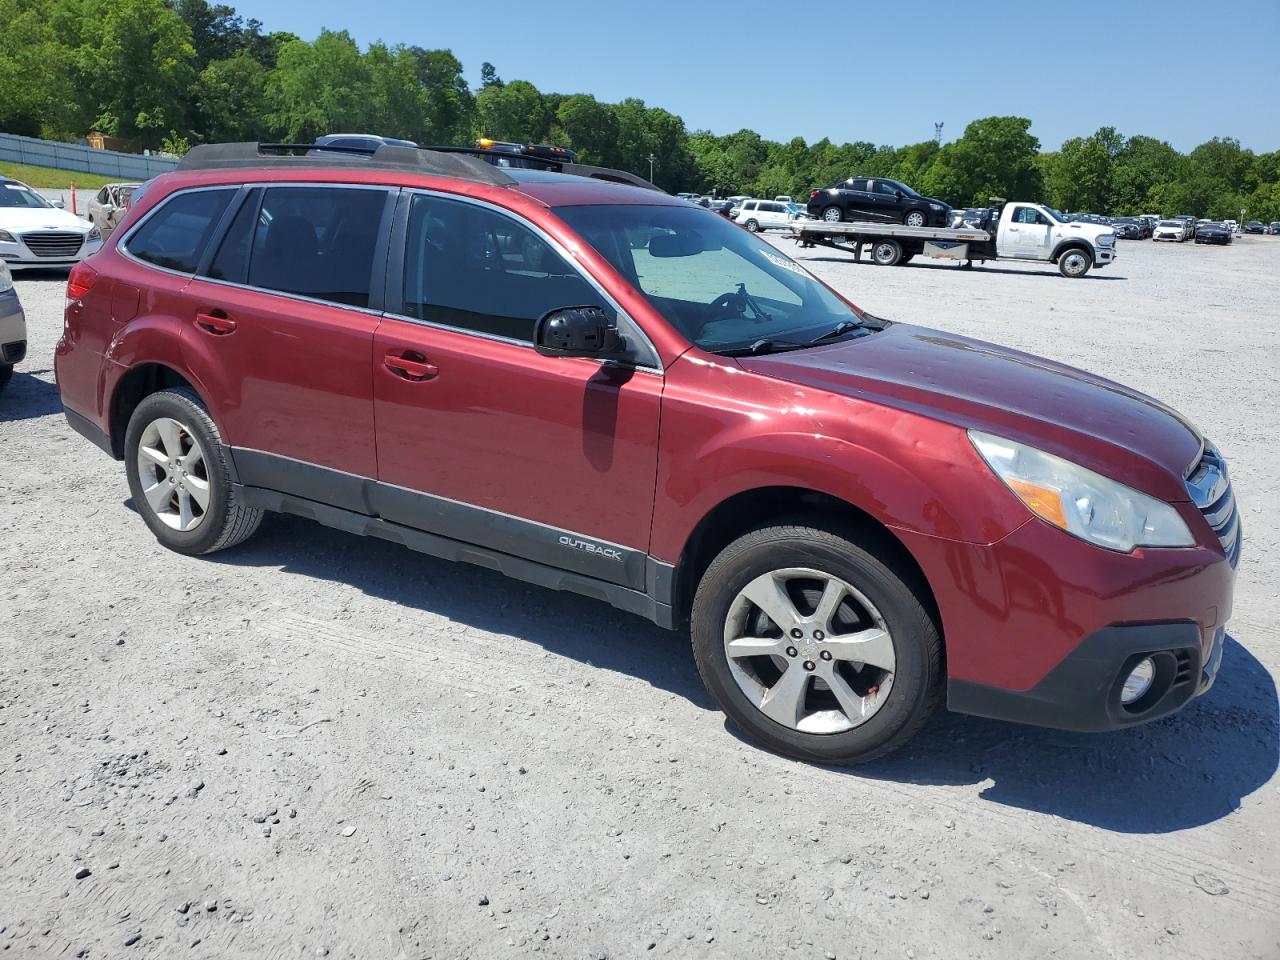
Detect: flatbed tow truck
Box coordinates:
(788, 201, 1118, 278)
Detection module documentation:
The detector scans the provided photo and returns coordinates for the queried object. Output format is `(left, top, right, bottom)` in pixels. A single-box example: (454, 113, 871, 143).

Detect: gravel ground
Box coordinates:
(2, 236, 1278, 959)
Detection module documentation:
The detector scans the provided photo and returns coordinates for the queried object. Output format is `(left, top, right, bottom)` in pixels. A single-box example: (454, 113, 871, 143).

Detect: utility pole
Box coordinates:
(934, 122, 944, 144)
(647, 153, 656, 183)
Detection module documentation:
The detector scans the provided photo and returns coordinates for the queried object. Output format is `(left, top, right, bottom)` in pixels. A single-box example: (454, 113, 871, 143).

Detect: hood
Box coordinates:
(738, 324, 1203, 500)
(1056, 220, 1111, 239)
(0, 206, 92, 233)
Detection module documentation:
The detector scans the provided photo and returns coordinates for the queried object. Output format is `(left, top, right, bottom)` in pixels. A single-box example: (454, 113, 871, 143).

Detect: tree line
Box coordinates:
(2, 0, 1277, 220)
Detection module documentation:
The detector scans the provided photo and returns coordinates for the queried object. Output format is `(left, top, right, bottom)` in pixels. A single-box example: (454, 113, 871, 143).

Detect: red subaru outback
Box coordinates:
(55, 143, 1238, 763)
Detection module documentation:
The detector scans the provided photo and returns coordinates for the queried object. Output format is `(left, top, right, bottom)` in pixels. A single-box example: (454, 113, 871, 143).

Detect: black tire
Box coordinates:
(1057, 246, 1093, 278)
(871, 239, 903, 266)
(820, 206, 844, 223)
(0, 364, 11, 393)
(124, 387, 263, 555)
(691, 523, 943, 765)
(745, 219, 760, 233)
(902, 209, 927, 227)
(899, 252, 915, 264)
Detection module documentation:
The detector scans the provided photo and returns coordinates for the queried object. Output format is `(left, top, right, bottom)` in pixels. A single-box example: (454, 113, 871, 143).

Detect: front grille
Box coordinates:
(1185, 443, 1241, 565)
(21, 231, 84, 259)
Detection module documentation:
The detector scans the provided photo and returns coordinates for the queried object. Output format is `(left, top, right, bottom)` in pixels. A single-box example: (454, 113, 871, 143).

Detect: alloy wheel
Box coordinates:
(723, 567, 896, 734)
(905, 210, 926, 227)
(135, 416, 211, 532)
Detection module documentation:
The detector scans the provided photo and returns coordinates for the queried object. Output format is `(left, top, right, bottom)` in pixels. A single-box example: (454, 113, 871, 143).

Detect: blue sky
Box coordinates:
(244, 0, 1280, 152)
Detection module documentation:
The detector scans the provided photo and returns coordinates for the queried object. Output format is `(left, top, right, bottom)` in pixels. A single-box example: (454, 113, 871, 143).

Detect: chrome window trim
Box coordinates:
(388, 187, 663, 372)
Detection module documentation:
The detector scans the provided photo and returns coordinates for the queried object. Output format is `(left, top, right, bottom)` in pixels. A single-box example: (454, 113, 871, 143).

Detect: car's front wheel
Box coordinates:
(124, 387, 263, 555)
(691, 523, 942, 764)
(744, 219, 760, 233)
(821, 206, 844, 223)
(903, 209, 927, 227)
(1058, 247, 1093, 278)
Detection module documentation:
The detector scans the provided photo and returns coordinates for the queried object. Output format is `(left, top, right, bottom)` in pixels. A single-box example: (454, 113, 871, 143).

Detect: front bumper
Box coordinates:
(1094, 246, 1115, 264)
(1, 234, 101, 270)
(896, 506, 1237, 733)
(0, 287, 26, 364)
(949, 622, 1225, 732)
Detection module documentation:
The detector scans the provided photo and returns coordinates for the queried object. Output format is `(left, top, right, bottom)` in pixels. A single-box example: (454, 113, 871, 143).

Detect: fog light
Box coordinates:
(1121, 657, 1156, 704)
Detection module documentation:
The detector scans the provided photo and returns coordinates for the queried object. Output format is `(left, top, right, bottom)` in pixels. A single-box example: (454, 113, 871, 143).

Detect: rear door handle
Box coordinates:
(383, 350, 439, 381)
(195, 310, 236, 335)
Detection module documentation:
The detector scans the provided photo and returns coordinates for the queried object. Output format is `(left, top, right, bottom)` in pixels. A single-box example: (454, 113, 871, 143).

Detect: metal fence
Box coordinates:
(0, 132, 178, 180)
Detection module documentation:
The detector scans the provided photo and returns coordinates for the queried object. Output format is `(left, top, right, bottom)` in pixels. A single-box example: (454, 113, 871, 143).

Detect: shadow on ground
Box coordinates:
(0, 369, 62, 422)
(203, 511, 1274, 835)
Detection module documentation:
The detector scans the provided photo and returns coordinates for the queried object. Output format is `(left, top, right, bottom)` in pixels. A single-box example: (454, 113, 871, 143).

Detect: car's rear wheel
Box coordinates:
(745, 219, 760, 233)
(124, 387, 262, 555)
(903, 209, 927, 227)
(1058, 247, 1093, 278)
(691, 523, 942, 764)
(821, 206, 844, 223)
(871, 239, 904, 266)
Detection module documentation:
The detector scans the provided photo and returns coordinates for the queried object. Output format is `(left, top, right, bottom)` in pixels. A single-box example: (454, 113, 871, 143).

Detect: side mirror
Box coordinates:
(895, 189, 905, 200)
(535, 306, 624, 359)
(53, 199, 65, 209)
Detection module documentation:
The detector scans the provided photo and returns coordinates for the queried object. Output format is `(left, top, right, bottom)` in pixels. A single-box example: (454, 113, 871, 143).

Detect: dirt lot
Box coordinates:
(2, 236, 1278, 960)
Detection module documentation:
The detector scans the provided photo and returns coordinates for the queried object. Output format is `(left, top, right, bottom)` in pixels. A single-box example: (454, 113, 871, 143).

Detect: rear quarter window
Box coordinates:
(125, 189, 236, 274)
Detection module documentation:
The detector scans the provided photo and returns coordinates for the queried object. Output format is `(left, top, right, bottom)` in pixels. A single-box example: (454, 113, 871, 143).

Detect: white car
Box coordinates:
(0, 176, 103, 270)
(773, 195, 794, 203)
(735, 199, 805, 233)
(0, 261, 26, 392)
(1152, 219, 1188, 242)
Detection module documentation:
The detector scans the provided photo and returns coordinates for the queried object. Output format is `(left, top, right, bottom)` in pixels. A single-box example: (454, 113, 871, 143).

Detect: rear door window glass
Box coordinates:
(246, 187, 388, 307)
(126, 189, 235, 273)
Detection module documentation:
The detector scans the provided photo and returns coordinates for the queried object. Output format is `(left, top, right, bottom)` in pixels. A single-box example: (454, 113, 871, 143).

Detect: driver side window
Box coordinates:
(402, 194, 610, 343)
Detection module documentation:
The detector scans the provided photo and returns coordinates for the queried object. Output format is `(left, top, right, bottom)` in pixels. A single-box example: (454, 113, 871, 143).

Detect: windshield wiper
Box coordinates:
(807, 320, 866, 345)
(714, 337, 807, 357)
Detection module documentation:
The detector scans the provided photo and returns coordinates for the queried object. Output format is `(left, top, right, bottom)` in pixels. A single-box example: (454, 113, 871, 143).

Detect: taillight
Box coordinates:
(66, 261, 98, 300)
(809, 190, 818, 199)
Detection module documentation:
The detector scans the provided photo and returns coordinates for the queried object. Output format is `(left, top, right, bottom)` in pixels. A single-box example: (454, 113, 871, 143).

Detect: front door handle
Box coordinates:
(195, 310, 236, 335)
(383, 350, 439, 381)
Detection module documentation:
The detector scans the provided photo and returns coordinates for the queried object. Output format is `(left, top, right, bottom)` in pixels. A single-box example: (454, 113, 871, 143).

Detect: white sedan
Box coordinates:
(1152, 219, 1188, 242)
(0, 176, 103, 270)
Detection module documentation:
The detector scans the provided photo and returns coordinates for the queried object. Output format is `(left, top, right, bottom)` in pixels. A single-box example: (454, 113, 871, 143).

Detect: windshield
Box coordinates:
(1158, 220, 1181, 227)
(1039, 206, 1066, 223)
(887, 180, 920, 198)
(0, 182, 54, 209)
(556, 204, 864, 354)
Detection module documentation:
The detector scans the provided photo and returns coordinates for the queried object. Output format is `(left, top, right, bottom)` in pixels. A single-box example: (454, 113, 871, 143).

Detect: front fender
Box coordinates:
(650, 358, 1029, 563)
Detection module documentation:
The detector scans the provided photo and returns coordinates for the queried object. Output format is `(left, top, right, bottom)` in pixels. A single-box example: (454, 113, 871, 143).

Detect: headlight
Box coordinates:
(0, 229, 15, 243)
(929, 203, 944, 211)
(1096, 232, 1116, 246)
(969, 431, 1194, 552)
(87, 226, 102, 242)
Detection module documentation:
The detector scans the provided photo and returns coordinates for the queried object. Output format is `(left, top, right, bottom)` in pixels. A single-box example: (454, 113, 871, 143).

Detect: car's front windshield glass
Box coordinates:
(0, 183, 54, 209)
(1038, 206, 1065, 223)
(556, 204, 865, 354)
(889, 180, 920, 198)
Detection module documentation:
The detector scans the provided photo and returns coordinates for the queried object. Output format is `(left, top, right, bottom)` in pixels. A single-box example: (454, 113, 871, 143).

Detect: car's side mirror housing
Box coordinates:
(53, 199, 65, 209)
(534, 306, 625, 358)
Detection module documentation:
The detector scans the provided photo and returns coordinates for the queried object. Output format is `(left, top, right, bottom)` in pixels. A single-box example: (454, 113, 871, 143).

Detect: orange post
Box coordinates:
(71, 180, 77, 215)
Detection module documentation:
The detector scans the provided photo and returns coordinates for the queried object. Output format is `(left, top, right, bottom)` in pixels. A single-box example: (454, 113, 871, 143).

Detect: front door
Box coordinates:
(371, 192, 663, 588)
(1004, 205, 1054, 259)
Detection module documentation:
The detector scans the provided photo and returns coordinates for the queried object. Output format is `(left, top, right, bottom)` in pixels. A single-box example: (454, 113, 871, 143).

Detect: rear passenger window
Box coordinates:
(246, 187, 388, 307)
(126, 189, 235, 273)
(401, 194, 602, 342)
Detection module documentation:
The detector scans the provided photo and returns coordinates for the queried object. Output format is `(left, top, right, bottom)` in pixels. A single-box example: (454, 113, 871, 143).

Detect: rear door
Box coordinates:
(371, 191, 663, 587)
(182, 184, 395, 499)
(840, 178, 874, 221)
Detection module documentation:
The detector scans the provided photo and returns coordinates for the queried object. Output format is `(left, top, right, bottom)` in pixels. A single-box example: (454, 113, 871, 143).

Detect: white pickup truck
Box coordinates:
(791, 201, 1117, 278)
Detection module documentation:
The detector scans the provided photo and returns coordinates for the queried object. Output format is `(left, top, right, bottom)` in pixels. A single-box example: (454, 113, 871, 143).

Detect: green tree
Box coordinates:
(474, 80, 548, 143)
(551, 94, 619, 165)
(80, 0, 198, 148)
(1044, 135, 1113, 212)
(266, 30, 371, 142)
(1108, 135, 1184, 214)
(920, 116, 1042, 206)
(412, 48, 473, 144)
(196, 50, 268, 142)
(0, 0, 84, 138)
